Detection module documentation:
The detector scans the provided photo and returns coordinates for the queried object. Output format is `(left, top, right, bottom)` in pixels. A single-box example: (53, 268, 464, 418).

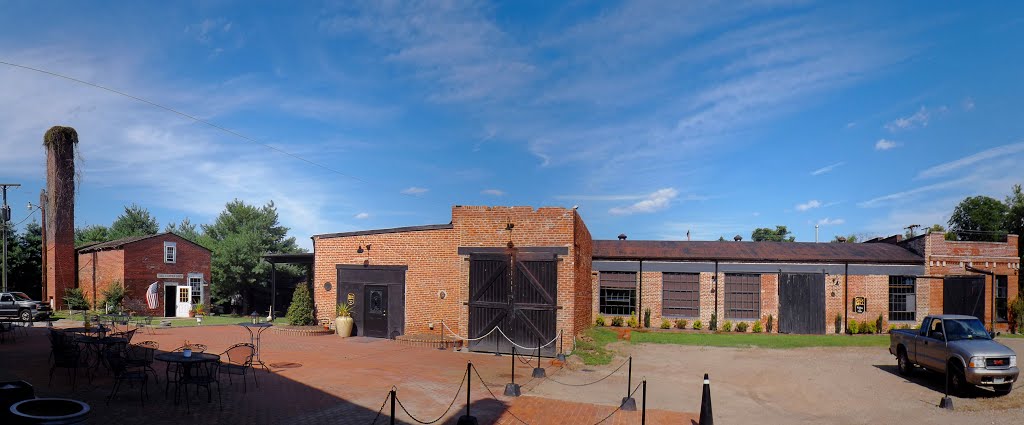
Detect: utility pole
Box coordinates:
(815, 224, 819, 243)
(0, 183, 22, 293)
(905, 224, 921, 239)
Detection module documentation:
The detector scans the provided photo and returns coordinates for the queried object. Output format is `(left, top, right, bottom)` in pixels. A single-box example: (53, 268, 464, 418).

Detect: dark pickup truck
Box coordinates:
(0, 292, 51, 321)
(890, 315, 1018, 395)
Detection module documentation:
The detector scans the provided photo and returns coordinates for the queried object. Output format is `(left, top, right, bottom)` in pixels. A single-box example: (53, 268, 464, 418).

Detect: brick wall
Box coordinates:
(77, 250, 125, 309)
(124, 234, 211, 314)
(573, 211, 594, 337)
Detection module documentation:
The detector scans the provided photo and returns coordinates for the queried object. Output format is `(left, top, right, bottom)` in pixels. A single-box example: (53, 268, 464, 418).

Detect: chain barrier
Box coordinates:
(515, 352, 534, 366)
(440, 321, 500, 342)
(591, 381, 644, 425)
(440, 321, 562, 352)
(393, 366, 467, 425)
(544, 357, 630, 387)
(470, 363, 534, 425)
(368, 386, 395, 425)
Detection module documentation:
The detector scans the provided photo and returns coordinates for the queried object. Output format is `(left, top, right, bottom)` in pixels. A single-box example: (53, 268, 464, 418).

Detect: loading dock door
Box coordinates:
(468, 251, 558, 356)
(943, 276, 985, 320)
(778, 273, 826, 334)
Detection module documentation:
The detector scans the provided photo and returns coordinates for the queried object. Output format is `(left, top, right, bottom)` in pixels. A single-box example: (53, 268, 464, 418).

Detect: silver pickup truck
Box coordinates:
(890, 315, 1018, 395)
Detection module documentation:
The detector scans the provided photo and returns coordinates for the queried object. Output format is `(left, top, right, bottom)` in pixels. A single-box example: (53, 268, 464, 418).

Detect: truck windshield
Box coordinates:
(944, 318, 991, 341)
(11, 292, 32, 301)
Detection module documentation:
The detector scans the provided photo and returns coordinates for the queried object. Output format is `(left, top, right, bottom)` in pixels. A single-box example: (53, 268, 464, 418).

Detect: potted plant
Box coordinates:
(335, 302, 354, 338)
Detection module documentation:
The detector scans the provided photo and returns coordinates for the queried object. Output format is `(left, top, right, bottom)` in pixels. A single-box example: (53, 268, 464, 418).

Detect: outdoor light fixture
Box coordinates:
(357, 245, 364, 253)
(324, 282, 332, 292)
(250, 311, 259, 324)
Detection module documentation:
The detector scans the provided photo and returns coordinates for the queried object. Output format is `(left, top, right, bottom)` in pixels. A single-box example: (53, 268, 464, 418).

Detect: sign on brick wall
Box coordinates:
(853, 297, 867, 314)
(157, 273, 184, 279)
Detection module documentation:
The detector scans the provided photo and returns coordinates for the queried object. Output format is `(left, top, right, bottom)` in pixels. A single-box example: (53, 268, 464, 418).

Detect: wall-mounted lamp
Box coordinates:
(357, 245, 364, 253)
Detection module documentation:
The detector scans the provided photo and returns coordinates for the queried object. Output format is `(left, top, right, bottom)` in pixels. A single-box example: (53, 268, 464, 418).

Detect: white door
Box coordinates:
(176, 286, 192, 318)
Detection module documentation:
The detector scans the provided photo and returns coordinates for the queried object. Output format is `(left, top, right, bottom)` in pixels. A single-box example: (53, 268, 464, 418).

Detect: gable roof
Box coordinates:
(593, 240, 924, 265)
(76, 232, 210, 253)
(313, 223, 454, 239)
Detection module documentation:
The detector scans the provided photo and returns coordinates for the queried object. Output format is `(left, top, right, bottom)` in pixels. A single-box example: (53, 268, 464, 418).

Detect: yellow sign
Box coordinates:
(853, 297, 867, 314)
(347, 293, 356, 306)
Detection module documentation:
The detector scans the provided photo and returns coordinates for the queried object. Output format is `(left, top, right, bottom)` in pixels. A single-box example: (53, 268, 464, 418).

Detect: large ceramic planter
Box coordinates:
(335, 316, 354, 338)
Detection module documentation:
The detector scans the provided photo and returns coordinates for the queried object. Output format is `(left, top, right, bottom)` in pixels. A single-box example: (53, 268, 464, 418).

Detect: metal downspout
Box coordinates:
(844, 263, 849, 333)
(638, 260, 643, 319)
(714, 261, 719, 321)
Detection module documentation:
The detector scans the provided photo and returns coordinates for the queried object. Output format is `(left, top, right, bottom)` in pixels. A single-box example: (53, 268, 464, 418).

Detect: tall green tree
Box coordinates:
(752, 226, 795, 242)
(108, 204, 159, 239)
(832, 234, 858, 243)
(201, 200, 303, 313)
(75, 224, 111, 246)
(1005, 184, 1024, 265)
(9, 222, 43, 298)
(165, 218, 204, 246)
(948, 196, 1009, 241)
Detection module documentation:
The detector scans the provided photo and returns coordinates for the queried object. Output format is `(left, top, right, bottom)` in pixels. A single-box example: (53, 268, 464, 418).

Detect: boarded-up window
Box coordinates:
(600, 272, 636, 316)
(725, 273, 760, 320)
(662, 273, 699, 318)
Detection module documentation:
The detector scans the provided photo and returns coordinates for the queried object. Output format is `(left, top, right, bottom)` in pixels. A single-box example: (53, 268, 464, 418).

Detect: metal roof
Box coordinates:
(76, 232, 211, 253)
(592, 240, 924, 264)
(262, 253, 314, 264)
(312, 223, 454, 239)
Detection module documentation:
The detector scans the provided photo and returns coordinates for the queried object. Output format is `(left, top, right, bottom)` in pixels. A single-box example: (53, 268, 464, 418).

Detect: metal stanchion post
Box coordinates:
(556, 330, 567, 362)
(457, 362, 479, 425)
(438, 321, 446, 350)
(389, 389, 396, 425)
(504, 346, 521, 396)
(621, 356, 637, 411)
(532, 337, 546, 378)
(642, 380, 647, 425)
(940, 366, 954, 409)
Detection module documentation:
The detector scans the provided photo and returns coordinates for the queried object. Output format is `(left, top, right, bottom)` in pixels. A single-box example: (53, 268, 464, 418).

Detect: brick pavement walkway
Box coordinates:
(0, 325, 694, 424)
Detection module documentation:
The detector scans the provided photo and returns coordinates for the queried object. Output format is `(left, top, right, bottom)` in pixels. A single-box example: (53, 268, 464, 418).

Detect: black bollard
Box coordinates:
(494, 329, 502, 356)
(556, 330, 567, 362)
(621, 356, 637, 411)
(389, 389, 396, 425)
(504, 346, 521, 396)
(939, 366, 954, 410)
(457, 362, 479, 425)
(641, 380, 647, 425)
(438, 321, 446, 350)
(531, 337, 546, 378)
(699, 373, 713, 425)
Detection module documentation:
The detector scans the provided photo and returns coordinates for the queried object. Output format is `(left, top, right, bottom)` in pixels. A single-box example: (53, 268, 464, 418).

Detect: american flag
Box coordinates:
(146, 282, 159, 309)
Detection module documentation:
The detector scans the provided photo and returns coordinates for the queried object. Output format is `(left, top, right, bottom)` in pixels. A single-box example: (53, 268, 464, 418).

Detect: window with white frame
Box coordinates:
(164, 242, 177, 263)
(189, 275, 202, 305)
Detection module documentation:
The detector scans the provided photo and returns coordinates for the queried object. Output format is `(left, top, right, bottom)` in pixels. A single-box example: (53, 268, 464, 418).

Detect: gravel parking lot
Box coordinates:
(528, 338, 1024, 425)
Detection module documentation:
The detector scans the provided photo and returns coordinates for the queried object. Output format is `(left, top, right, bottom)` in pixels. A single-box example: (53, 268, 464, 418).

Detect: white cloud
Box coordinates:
(875, 139, 899, 150)
(810, 162, 844, 176)
(609, 188, 678, 215)
(916, 142, 1024, 180)
(354, 212, 369, 219)
(400, 187, 429, 195)
(962, 97, 975, 111)
(885, 106, 930, 131)
(481, 189, 505, 196)
(857, 179, 967, 208)
(817, 217, 845, 226)
(795, 200, 822, 211)
(845, 122, 856, 129)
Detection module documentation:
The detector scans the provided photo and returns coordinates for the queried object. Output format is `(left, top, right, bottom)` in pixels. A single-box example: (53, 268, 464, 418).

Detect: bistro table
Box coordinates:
(63, 325, 111, 338)
(237, 323, 272, 371)
(155, 352, 221, 405)
(73, 335, 128, 373)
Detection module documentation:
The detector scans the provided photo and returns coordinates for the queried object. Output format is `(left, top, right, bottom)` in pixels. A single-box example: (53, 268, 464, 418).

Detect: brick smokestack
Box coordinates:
(43, 126, 78, 309)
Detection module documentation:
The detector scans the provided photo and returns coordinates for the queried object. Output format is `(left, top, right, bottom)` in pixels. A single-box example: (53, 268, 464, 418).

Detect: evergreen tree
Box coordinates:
(285, 282, 315, 326)
(108, 204, 159, 239)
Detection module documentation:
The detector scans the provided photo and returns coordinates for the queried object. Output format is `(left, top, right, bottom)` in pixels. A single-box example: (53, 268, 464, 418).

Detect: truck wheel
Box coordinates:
(994, 383, 1013, 396)
(947, 362, 969, 397)
(18, 309, 31, 322)
(897, 348, 913, 375)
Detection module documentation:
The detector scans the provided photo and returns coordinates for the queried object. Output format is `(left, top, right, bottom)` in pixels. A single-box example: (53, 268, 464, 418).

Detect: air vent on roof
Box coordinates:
(618, 234, 627, 240)
(734, 235, 743, 241)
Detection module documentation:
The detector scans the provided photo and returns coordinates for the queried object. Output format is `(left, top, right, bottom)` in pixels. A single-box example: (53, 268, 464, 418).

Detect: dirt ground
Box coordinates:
(526, 338, 1024, 425)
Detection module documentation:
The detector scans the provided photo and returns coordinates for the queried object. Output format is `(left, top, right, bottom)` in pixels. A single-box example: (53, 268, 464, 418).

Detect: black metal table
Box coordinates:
(155, 352, 221, 405)
(237, 323, 272, 371)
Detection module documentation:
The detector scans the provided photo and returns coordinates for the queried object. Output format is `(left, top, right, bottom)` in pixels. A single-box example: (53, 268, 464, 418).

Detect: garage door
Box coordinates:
(778, 273, 826, 334)
(468, 251, 558, 356)
(943, 276, 985, 320)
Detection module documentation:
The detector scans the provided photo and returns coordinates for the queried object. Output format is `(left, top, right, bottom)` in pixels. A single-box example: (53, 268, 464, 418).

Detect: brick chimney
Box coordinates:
(43, 126, 78, 309)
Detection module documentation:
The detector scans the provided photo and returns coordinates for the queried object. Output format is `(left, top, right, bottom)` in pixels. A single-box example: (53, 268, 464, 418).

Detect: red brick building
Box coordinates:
(76, 233, 211, 317)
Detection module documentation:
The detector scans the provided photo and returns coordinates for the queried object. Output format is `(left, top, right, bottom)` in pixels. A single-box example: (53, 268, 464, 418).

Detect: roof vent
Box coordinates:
(733, 235, 743, 241)
(618, 233, 627, 240)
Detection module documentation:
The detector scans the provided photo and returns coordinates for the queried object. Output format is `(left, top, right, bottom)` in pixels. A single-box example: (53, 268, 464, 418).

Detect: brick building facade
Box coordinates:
(77, 233, 211, 317)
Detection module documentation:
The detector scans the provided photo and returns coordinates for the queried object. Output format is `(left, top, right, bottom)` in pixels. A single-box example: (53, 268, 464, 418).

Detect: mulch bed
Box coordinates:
(269, 325, 334, 336)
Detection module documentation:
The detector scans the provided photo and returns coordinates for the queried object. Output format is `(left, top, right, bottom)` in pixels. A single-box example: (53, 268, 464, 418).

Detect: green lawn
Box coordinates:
(573, 328, 620, 365)
(165, 315, 248, 327)
(630, 331, 890, 348)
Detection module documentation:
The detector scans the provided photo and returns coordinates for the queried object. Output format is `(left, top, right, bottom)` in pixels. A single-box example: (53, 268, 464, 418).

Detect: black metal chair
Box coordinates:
(0, 322, 14, 344)
(179, 360, 221, 412)
(104, 345, 149, 406)
(165, 344, 208, 396)
(219, 343, 257, 392)
(49, 334, 89, 389)
(125, 341, 160, 383)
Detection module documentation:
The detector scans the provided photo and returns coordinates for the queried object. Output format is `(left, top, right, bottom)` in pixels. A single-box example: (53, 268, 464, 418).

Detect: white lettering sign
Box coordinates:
(157, 273, 184, 279)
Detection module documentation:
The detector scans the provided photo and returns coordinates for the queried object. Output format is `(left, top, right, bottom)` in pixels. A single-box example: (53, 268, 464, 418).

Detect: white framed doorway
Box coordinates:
(175, 285, 192, 317)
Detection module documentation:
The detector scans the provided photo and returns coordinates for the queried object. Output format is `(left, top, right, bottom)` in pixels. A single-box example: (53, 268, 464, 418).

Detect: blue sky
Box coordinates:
(1, 1, 1023, 248)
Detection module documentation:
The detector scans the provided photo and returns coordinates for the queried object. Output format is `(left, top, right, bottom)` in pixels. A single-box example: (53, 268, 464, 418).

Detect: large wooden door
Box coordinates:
(943, 276, 985, 319)
(778, 273, 826, 334)
(468, 250, 558, 356)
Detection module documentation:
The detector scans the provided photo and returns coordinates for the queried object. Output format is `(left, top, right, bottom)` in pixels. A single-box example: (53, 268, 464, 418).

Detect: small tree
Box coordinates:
(1008, 297, 1024, 334)
(286, 282, 316, 326)
(63, 288, 89, 311)
(101, 281, 125, 313)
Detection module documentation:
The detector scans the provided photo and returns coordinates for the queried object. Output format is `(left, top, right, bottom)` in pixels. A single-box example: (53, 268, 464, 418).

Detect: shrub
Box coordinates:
(191, 303, 206, 316)
(752, 321, 763, 333)
(612, 316, 624, 327)
(735, 322, 749, 332)
(693, 320, 703, 330)
(834, 313, 843, 334)
(846, 319, 859, 335)
(643, 308, 652, 328)
(123, 298, 148, 315)
(63, 288, 89, 311)
(660, 319, 672, 329)
(1009, 297, 1024, 334)
(286, 283, 316, 326)
(721, 320, 732, 332)
(100, 281, 125, 313)
(595, 315, 606, 327)
(766, 314, 774, 333)
(675, 319, 688, 329)
(627, 314, 639, 328)
(876, 314, 884, 334)
(710, 313, 718, 332)
(860, 320, 875, 334)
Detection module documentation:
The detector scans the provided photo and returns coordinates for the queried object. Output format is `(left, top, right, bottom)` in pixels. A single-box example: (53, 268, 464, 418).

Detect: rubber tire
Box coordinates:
(993, 383, 1013, 396)
(947, 362, 969, 397)
(897, 348, 913, 376)
(19, 309, 31, 322)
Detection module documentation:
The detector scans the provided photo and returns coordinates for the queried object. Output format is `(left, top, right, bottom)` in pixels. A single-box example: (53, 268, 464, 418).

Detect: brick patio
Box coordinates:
(0, 324, 695, 424)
